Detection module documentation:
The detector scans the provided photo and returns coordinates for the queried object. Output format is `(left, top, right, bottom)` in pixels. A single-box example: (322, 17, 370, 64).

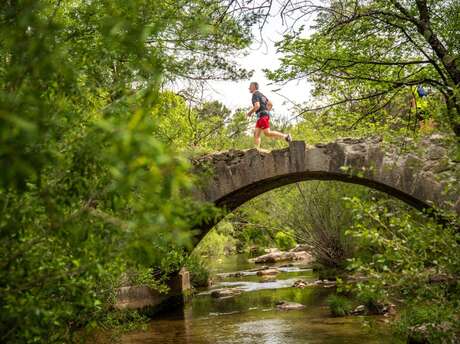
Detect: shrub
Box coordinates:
(395, 303, 459, 343)
(326, 294, 353, 317)
(274, 231, 296, 251)
(345, 196, 460, 341)
(288, 182, 359, 269)
(100, 309, 149, 333)
(186, 255, 210, 288)
(194, 225, 236, 258)
(356, 288, 387, 315)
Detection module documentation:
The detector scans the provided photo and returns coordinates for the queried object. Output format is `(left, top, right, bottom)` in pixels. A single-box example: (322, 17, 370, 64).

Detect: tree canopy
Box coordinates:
(264, 0, 460, 137)
(0, 1, 255, 342)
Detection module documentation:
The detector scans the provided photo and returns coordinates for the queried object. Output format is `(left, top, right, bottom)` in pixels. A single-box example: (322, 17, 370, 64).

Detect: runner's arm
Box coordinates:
(247, 101, 260, 117)
(267, 100, 273, 111)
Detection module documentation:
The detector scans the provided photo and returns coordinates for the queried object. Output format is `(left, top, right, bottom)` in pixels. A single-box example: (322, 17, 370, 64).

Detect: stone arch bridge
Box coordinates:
(116, 136, 459, 312)
(192, 136, 459, 241)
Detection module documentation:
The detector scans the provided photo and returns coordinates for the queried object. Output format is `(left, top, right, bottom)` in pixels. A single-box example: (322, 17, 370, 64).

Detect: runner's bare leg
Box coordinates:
(254, 127, 262, 148)
(263, 128, 287, 140)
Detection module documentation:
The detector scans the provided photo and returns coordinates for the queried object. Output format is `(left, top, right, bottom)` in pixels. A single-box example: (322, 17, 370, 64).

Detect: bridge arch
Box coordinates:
(115, 137, 459, 313)
(192, 138, 459, 242)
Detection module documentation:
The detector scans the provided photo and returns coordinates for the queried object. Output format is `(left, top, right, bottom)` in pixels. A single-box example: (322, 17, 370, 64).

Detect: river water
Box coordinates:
(121, 254, 392, 344)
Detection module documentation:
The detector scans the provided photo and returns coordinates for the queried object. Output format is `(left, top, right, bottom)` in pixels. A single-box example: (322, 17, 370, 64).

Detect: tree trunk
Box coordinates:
(414, 0, 460, 85)
(445, 91, 460, 138)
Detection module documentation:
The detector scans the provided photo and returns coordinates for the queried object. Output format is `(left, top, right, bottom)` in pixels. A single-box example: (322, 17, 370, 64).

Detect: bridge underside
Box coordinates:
(214, 171, 432, 212)
(193, 171, 434, 243)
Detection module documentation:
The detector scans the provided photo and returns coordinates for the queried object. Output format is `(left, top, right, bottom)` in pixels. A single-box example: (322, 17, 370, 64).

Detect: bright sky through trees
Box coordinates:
(207, 12, 313, 118)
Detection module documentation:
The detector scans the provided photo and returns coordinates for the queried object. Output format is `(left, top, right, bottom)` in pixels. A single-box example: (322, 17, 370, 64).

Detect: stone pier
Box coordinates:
(114, 268, 191, 314)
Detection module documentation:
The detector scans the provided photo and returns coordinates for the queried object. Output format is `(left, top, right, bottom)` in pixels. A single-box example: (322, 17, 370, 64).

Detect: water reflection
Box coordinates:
(238, 319, 291, 344)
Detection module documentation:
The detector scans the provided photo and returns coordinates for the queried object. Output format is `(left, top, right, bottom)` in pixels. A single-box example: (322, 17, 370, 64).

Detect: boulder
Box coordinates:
(280, 251, 312, 262)
(290, 251, 313, 262)
(351, 305, 366, 315)
(408, 322, 454, 344)
(276, 301, 306, 310)
(427, 145, 446, 160)
(210, 288, 241, 299)
(292, 279, 336, 289)
(250, 252, 283, 263)
(250, 250, 313, 264)
(292, 280, 309, 289)
(351, 303, 396, 316)
(382, 303, 396, 316)
(226, 272, 244, 278)
(264, 247, 281, 254)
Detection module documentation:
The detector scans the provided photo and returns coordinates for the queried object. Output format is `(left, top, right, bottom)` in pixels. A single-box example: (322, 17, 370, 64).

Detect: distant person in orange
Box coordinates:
(246, 82, 291, 149)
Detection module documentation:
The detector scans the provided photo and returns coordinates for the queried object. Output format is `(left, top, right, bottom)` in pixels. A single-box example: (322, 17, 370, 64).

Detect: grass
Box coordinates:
(326, 294, 353, 317)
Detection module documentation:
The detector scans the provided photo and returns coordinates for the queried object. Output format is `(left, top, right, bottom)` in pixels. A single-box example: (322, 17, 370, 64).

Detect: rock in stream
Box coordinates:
(276, 300, 306, 310)
(210, 288, 242, 299)
(249, 249, 313, 264)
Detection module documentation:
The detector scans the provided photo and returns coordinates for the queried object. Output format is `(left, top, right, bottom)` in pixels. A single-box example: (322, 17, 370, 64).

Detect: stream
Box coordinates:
(121, 254, 392, 343)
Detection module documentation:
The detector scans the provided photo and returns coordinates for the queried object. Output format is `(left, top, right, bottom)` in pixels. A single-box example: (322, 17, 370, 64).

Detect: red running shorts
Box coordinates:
(255, 115, 270, 129)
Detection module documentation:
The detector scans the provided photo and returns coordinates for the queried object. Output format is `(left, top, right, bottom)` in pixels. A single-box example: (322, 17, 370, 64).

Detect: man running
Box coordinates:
(246, 82, 291, 149)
